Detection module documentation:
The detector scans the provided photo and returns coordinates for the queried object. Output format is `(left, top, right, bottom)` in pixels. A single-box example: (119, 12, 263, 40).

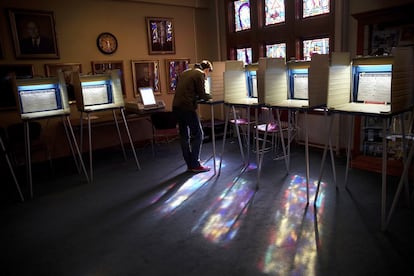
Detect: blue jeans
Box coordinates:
(173, 108, 204, 169)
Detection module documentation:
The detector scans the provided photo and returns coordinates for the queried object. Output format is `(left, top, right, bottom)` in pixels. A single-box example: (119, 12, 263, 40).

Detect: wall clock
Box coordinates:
(96, 32, 118, 54)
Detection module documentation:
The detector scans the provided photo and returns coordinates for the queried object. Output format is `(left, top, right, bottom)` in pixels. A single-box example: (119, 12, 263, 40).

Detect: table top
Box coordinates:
(327, 102, 413, 117)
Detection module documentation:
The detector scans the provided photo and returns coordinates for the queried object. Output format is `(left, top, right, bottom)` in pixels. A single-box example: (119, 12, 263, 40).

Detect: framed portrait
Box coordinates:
(91, 60, 126, 96)
(131, 60, 161, 96)
(7, 9, 59, 59)
(45, 63, 82, 103)
(399, 25, 414, 46)
(0, 64, 34, 110)
(146, 17, 175, 54)
(165, 58, 190, 93)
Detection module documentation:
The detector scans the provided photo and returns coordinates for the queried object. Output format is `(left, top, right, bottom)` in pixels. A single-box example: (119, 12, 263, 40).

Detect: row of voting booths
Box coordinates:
(206, 47, 413, 230)
(206, 47, 413, 163)
(10, 69, 140, 199)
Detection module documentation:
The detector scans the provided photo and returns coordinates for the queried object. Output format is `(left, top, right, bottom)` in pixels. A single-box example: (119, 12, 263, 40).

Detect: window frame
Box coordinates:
(225, 0, 335, 62)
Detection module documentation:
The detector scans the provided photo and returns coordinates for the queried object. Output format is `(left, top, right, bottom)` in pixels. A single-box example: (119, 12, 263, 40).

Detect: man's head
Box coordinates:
(199, 60, 213, 72)
(143, 66, 150, 80)
(196, 60, 213, 79)
(26, 21, 40, 39)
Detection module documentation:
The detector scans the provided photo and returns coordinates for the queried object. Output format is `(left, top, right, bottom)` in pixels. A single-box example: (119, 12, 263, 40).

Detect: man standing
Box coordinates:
(172, 60, 213, 173)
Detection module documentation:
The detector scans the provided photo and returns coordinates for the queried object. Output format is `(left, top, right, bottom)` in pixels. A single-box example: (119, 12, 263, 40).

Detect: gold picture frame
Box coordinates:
(146, 17, 175, 55)
(165, 58, 190, 93)
(91, 60, 126, 96)
(131, 60, 161, 96)
(45, 63, 82, 103)
(7, 8, 59, 59)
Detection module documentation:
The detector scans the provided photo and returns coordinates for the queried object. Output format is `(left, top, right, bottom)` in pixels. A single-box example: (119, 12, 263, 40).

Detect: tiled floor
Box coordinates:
(1, 138, 413, 275)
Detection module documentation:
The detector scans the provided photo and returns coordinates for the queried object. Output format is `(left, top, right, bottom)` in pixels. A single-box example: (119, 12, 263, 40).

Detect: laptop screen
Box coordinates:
(139, 87, 157, 106)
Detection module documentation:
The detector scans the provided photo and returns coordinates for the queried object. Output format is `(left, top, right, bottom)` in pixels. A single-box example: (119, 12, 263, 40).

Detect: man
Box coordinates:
(137, 65, 152, 88)
(20, 21, 54, 54)
(172, 60, 213, 173)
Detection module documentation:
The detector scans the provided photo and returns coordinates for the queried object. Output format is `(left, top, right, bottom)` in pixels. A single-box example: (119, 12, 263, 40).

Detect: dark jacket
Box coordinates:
(172, 68, 212, 111)
(20, 36, 54, 54)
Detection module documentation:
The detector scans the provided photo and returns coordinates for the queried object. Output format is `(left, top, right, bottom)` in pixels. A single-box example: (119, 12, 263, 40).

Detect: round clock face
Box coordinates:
(97, 32, 118, 54)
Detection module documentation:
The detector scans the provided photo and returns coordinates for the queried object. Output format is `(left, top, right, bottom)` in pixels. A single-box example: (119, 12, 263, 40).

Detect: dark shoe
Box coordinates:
(189, 165, 211, 173)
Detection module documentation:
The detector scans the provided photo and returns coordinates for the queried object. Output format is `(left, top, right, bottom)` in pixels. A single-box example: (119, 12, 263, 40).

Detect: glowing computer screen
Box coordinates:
(81, 80, 113, 106)
(353, 64, 392, 103)
(289, 68, 308, 99)
(18, 83, 61, 114)
(247, 70, 258, 97)
(204, 76, 212, 95)
(139, 86, 157, 107)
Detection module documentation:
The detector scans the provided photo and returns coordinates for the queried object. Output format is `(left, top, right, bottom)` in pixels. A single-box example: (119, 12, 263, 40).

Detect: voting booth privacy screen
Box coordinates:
(14, 71, 70, 120)
(73, 69, 124, 112)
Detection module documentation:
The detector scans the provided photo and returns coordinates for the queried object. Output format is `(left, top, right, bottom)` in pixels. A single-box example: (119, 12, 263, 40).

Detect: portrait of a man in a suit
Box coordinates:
(8, 9, 59, 58)
(19, 20, 54, 54)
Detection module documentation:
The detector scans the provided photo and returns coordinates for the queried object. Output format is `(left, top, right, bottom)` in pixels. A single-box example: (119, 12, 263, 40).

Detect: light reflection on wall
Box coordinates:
(192, 177, 256, 244)
(158, 170, 214, 215)
(259, 174, 326, 275)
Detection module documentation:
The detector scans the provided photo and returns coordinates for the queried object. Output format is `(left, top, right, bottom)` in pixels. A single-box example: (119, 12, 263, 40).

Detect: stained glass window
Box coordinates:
(234, 0, 251, 31)
(265, 0, 285, 25)
(303, 37, 329, 60)
(303, 0, 330, 18)
(236, 47, 252, 65)
(266, 43, 286, 58)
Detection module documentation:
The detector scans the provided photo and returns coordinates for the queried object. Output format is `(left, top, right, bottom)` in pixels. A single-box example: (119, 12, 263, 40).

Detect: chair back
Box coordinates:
(150, 112, 177, 130)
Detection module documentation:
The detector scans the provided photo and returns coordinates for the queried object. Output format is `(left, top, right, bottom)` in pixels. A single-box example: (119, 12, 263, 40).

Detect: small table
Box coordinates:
(327, 103, 412, 230)
(24, 115, 89, 198)
(266, 99, 330, 204)
(219, 100, 259, 175)
(79, 107, 141, 182)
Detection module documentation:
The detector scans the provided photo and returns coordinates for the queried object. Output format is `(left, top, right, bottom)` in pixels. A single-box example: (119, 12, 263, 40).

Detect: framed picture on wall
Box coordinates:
(165, 58, 190, 93)
(146, 17, 175, 54)
(45, 63, 82, 103)
(399, 25, 414, 46)
(7, 8, 59, 59)
(0, 64, 34, 110)
(131, 60, 161, 96)
(91, 60, 126, 96)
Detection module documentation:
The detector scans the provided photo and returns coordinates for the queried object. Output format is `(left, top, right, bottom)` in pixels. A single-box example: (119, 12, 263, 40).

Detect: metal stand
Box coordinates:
(24, 115, 89, 199)
(1, 135, 24, 202)
(80, 107, 141, 182)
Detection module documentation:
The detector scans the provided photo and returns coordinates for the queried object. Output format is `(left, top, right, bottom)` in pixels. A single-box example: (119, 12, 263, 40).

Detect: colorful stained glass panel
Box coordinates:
(265, 0, 285, 25)
(236, 47, 252, 65)
(234, 0, 251, 31)
(266, 43, 286, 58)
(303, 37, 329, 60)
(303, 0, 330, 18)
